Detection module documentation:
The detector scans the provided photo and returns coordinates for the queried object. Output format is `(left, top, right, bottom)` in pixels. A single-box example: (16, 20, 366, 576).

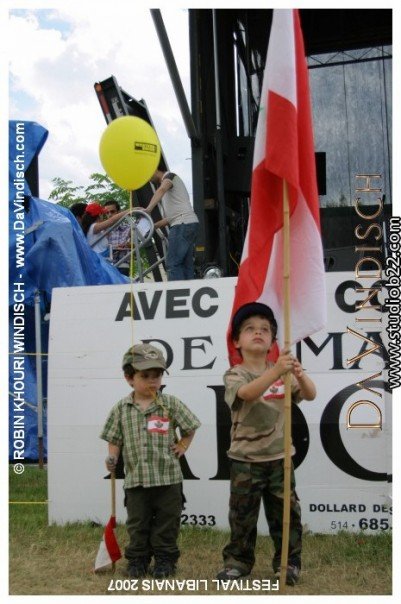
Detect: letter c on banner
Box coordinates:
(320, 380, 390, 481)
(292, 404, 309, 469)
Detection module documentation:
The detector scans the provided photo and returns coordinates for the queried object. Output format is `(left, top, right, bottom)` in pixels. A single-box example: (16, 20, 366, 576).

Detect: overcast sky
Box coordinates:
(5, 0, 399, 206)
(7, 3, 192, 200)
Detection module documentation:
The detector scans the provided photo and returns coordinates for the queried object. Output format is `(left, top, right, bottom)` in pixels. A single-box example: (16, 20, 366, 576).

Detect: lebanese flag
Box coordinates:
(94, 515, 122, 572)
(228, 9, 326, 366)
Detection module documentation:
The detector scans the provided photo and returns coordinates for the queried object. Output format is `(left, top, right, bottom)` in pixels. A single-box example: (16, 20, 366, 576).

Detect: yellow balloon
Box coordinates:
(99, 116, 161, 190)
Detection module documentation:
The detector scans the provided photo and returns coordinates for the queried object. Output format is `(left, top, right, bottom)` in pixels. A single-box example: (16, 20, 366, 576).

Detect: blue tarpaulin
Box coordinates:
(9, 121, 128, 460)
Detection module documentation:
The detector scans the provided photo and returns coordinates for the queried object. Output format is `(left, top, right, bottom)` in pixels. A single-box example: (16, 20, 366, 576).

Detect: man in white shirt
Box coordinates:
(143, 168, 199, 281)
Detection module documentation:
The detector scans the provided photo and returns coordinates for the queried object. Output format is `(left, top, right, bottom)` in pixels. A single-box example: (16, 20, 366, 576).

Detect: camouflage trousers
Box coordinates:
(222, 458, 302, 574)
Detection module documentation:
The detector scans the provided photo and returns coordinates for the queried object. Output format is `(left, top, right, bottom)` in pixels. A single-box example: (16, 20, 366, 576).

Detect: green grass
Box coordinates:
(9, 466, 392, 596)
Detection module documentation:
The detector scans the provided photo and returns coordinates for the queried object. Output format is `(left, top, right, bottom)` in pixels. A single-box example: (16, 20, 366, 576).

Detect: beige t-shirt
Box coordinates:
(224, 364, 302, 463)
(160, 172, 199, 227)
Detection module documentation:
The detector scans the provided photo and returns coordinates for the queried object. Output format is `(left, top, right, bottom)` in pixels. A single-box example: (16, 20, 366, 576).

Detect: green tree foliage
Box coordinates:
(49, 173, 130, 209)
(49, 173, 153, 279)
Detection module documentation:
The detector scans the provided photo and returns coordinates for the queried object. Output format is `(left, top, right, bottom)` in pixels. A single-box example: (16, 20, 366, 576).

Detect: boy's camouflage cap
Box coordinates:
(122, 343, 168, 372)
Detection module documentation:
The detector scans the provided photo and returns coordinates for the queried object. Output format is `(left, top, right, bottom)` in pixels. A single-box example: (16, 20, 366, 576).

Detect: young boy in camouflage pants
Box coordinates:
(216, 303, 316, 585)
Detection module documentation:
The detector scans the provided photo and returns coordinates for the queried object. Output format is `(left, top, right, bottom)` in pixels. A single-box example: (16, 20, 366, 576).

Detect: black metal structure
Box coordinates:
(187, 9, 392, 275)
(95, 9, 392, 278)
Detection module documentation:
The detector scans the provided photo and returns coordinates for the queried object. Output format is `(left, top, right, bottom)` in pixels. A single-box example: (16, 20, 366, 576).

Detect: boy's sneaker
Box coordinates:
(216, 567, 248, 581)
(152, 558, 176, 579)
(275, 564, 300, 586)
(128, 558, 149, 578)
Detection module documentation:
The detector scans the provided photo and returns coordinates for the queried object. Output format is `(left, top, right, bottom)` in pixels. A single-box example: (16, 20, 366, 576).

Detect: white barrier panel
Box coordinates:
(47, 274, 391, 534)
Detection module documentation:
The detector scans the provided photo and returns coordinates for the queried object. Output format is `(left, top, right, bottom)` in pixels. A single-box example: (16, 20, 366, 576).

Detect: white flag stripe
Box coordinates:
(267, 10, 297, 107)
(94, 537, 113, 571)
(258, 191, 326, 346)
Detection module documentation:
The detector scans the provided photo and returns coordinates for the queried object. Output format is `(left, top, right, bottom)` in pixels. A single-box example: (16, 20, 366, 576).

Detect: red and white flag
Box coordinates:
(228, 9, 326, 365)
(94, 515, 122, 572)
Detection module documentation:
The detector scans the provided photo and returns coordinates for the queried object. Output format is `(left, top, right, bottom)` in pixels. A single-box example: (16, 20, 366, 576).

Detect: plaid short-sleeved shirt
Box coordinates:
(108, 224, 131, 264)
(100, 392, 201, 488)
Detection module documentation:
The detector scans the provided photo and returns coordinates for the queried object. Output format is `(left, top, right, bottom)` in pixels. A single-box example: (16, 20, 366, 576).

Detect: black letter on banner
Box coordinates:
(180, 456, 200, 480)
(296, 333, 345, 370)
(207, 385, 231, 480)
(166, 289, 190, 318)
(320, 380, 390, 481)
(182, 337, 216, 370)
(192, 287, 219, 317)
(138, 290, 162, 319)
(335, 280, 360, 313)
(291, 404, 309, 469)
(335, 279, 387, 314)
(115, 293, 141, 321)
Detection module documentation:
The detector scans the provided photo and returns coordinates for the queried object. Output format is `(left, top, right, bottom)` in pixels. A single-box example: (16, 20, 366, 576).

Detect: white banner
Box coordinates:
(47, 274, 391, 534)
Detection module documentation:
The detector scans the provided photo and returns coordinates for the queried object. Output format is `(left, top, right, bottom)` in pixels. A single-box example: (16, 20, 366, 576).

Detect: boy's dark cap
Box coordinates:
(232, 302, 277, 334)
(122, 343, 168, 373)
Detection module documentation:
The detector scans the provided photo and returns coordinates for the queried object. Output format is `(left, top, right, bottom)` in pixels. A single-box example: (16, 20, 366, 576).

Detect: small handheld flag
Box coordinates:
(94, 471, 122, 572)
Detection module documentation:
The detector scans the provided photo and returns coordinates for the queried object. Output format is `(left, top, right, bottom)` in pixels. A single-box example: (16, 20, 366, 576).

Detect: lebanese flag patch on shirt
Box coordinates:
(147, 415, 170, 434)
(263, 379, 285, 400)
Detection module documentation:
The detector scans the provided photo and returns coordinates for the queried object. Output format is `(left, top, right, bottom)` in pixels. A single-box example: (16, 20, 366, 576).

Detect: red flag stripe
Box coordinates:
(104, 515, 122, 563)
(266, 92, 299, 190)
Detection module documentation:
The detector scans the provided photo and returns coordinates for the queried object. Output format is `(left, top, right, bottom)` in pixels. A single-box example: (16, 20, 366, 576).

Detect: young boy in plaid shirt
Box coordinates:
(100, 343, 201, 579)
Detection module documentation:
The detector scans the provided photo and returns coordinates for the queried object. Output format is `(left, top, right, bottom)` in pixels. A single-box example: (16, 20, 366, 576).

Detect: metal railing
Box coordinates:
(89, 209, 167, 282)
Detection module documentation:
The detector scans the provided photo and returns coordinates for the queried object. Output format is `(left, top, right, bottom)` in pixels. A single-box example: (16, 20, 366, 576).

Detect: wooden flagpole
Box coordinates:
(279, 178, 292, 591)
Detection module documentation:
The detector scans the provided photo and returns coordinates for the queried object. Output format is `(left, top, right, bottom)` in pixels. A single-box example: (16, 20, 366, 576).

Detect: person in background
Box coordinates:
(103, 199, 131, 275)
(69, 202, 87, 225)
(81, 202, 130, 257)
(142, 167, 199, 281)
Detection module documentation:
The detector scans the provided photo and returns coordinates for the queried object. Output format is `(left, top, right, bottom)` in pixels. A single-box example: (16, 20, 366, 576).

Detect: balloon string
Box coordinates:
(130, 190, 135, 349)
